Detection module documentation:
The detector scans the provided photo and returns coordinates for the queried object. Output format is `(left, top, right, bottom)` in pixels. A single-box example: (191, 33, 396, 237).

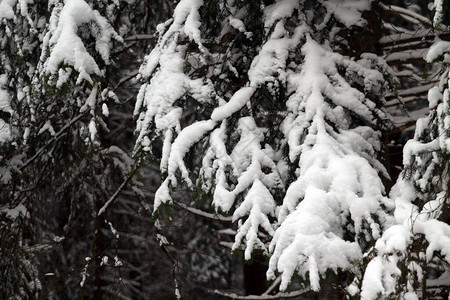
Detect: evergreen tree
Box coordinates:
(1, 0, 214, 298)
(360, 2, 450, 299)
(134, 0, 396, 294)
(1, 0, 448, 299)
(0, 0, 132, 298)
(1, 1, 52, 297)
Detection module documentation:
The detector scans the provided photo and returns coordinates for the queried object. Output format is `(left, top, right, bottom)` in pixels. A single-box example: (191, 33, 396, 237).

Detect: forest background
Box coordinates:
(0, 0, 449, 299)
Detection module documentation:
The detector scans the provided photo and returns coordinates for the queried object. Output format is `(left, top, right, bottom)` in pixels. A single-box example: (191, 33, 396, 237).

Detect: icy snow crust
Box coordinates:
(135, 0, 395, 292)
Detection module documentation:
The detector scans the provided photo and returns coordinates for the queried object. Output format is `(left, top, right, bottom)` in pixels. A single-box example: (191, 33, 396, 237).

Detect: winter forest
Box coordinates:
(0, 0, 449, 299)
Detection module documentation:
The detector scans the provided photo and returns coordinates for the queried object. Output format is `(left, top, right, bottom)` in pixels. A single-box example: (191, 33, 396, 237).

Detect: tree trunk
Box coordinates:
(244, 252, 267, 295)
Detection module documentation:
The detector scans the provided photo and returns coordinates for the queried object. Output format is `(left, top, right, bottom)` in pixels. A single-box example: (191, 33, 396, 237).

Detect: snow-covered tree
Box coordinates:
(1, 1, 49, 297)
(2, 0, 223, 298)
(0, 0, 134, 298)
(3, 0, 448, 298)
(134, 0, 397, 294)
(360, 2, 450, 299)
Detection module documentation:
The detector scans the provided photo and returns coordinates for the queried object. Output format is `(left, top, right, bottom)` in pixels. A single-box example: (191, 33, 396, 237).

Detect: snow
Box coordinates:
(206, 123, 235, 212)
(153, 178, 172, 212)
(268, 186, 363, 291)
(308, 255, 320, 291)
(43, 0, 121, 84)
(422, 219, 450, 261)
(213, 184, 235, 213)
(0, 74, 13, 114)
(1, 203, 28, 219)
(18, 0, 32, 17)
(160, 130, 173, 172)
(402, 138, 439, 166)
(360, 257, 385, 299)
(38, 120, 56, 136)
(228, 17, 252, 39)
(361, 186, 450, 298)
(166, 120, 216, 187)
(426, 40, 450, 62)
(210, 116, 282, 216)
(114, 256, 123, 267)
(283, 37, 381, 163)
(361, 82, 450, 300)
(102, 103, 109, 116)
(4, 0, 449, 297)
(230, 117, 281, 192)
(0, 0, 16, 20)
(135, 42, 189, 144)
(322, 0, 370, 27)
(232, 179, 276, 260)
(56, 68, 72, 88)
(248, 22, 305, 86)
(100, 256, 109, 266)
(183, 0, 204, 52)
(0, 118, 11, 144)
(166, 0, 203, 43)
(211, 87, 255, 121)
(269, 134, 388, 288)
(374, 225, 411, 254)
(135, 0, 399, 293)
(404, 292, 419, 300)
(389, 179, 418, 224)
(266, 28, 392, 290)
(204, 116, 283, 257)
(135, 26, 214, 153)
(263, 0, 300, 29)
(433, 0, 446, 30)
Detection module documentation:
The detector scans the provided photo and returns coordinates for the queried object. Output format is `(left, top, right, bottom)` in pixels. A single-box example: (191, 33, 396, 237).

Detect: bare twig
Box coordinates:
(98, 168, 137, 216)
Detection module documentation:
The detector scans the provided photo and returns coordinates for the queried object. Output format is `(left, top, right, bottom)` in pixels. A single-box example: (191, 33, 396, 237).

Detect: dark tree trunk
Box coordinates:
(244, 252, 267, 295)
(94, 213, 106, 300)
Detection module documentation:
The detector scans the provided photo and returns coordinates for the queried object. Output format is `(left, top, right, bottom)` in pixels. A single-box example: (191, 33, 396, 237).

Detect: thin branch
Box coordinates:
(113, 72, 139, 92)
(379, 29, 432, 46)
(174, 202, 232, 222)
(98, 168, 137, 216)
(21, 112, 86, 170)
(384, 48, 429, 64)
(262, 277, 281, 296)
(385, 96, 428, 108)
(209, 288, 311, 300)
(381, 4, 431, 26)
(123, 34, 158, 43)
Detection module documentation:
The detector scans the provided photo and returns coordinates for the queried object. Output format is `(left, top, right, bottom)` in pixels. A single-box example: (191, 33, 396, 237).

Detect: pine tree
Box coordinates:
(1, 0, 210, 298)
(3, 0, 447, 299)
(360, 2, 450, 299)
(134, 0, 396, 295)
(1, 1, 49, 297)
(0, 0, 129, 298)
